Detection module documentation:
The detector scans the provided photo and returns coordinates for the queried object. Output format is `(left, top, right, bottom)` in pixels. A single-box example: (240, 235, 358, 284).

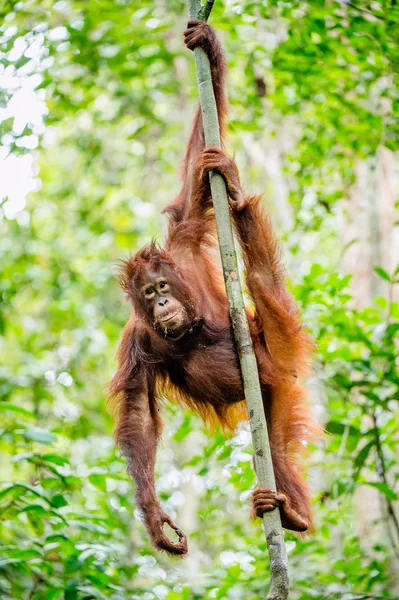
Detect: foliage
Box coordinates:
(0, 1, 398, 599)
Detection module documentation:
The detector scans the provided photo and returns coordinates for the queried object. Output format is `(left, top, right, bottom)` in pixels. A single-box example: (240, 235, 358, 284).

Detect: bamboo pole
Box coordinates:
(187, 1, 289, 598)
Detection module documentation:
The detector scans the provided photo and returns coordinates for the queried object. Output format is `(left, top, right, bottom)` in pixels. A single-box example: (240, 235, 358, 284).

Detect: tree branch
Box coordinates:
(199, 0, 214, 21)
(187, 1, 289, 598)
(372, 410, 399, 551)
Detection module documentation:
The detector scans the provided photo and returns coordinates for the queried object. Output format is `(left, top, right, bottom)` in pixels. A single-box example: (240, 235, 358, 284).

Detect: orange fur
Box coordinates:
(108, 21, 319, 555)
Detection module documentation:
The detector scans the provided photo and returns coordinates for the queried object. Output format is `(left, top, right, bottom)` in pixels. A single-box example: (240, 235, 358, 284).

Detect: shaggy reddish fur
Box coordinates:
(109, 20, 319, 556)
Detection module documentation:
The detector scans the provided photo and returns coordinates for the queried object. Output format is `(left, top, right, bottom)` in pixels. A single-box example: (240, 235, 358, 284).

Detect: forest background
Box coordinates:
(1, 1, 399, 599)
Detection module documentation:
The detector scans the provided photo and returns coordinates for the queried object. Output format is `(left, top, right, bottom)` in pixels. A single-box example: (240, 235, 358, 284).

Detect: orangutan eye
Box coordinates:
(145, 288, 154, 297)
(159, 281, 167, 289)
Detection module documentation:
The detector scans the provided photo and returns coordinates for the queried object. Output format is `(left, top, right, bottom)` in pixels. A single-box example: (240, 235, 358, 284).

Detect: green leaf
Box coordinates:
(12, 452, 36, 463)
(27, 510, 45, 535)
(41, 454, 69, 466)
(361, 391, 382, 403)
(41, 478, 60, 490)
(0, 403, 35, 418)
(325, 421, 360, 436)
(65, 578, 79, 600)
(0, 484, 30, 503)
(172, 414, 192, 442)
(78, 586, 107, 599)
(373, 267, 391, 282)
(0, 549, 42, 566)
(354, 441, 374, 471)
(45, 589, 63, 600)
(20, 504, 47, 516)
(23, 427, 57, 444)
(88, 473, 107, 492)
(45, 534, 69, 543)
(0, 482, 53, 505)
(364, 482, 398, 501)
(51, 494, 68, 508)
(71, 520, 110, 534)
(65, 556, 82, 575)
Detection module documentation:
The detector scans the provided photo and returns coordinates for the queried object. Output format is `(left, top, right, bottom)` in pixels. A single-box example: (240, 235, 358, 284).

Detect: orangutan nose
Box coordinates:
(158, 297, 168, 306)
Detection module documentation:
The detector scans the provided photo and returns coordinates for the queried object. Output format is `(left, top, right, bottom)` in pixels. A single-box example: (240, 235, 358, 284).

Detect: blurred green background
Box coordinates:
(1, 1, 399, 599)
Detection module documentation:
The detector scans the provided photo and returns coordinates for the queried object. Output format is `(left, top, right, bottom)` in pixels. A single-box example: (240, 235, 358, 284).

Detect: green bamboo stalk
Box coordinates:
(187, 1, 289, 598)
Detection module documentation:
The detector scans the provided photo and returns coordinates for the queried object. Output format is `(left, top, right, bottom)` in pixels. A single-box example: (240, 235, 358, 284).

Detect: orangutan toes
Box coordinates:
(251, 487, 309, 533)
(251, 487, 280, 518)
(183, 20, 216, 51)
